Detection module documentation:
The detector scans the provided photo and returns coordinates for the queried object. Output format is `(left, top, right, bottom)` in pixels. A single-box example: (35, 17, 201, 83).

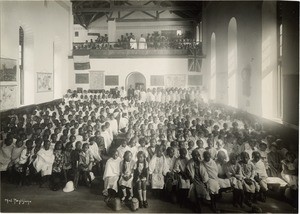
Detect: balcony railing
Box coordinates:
(72, 42, 204, 58)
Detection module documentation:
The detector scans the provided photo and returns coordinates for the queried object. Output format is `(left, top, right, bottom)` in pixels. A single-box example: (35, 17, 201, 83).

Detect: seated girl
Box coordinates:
(137, 138, 149, 160)
(117, 139, 130, 160)
(79, 143, 94, 187)
(186, 150, 210, 213)
(103, 150, 121, 196)
(15, 140, 34, 186)
(252, 151, 268, 202)
(205, 138, 217, 160)
(202, 151, 222, 212)
(133, 151, 149, 208)
(195, 139, 205, 160)
(147, 138, 157, 161)
(149, 145, 169, 197)
(165, 147, 178, 203)
(224, 153, 244, 208)
(62, 142, 73, 183)
(0, 138, 14, 172)
(173, 148, 190, 206)
(281, 152, 298, 189)
(33, 140, 55, 188)
(119, 150, 135, 202)
(239, 152, 260, 207)
(51, 141, 64, 191)
(128, 137, 138, 161)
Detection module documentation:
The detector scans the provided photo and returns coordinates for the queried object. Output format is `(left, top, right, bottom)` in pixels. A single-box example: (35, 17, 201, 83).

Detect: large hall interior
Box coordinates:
(0, 0, 299, 213)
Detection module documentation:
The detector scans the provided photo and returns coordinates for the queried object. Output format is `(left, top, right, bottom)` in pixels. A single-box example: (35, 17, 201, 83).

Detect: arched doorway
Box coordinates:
(125, 72, 146, 90)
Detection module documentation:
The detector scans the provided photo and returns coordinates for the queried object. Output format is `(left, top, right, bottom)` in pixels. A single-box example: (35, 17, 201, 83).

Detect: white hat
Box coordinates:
(90, 172, 95, 181)
(63, 181, 75, 193)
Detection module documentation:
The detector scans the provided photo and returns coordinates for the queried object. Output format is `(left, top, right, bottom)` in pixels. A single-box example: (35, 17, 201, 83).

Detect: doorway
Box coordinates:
(126, 72, 146, 90)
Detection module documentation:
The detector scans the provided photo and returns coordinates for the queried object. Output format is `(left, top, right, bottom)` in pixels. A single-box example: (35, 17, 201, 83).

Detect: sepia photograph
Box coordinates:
(0, 0, 299, 213)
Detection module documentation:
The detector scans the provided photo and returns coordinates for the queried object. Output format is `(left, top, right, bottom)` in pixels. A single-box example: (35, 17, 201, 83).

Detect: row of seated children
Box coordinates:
(0, 134, 103, 190)
(0, 86, 297, 211)
(104, 134, 289, 212)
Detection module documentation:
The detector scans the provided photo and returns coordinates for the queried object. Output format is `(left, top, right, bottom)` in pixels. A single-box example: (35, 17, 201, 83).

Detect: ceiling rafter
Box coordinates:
(72, 0, 202, 27)
(74, 5, 200, 13)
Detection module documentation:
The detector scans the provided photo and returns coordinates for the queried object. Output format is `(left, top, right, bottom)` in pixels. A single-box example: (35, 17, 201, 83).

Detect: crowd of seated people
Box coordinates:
(73, 32, 201, 52)
(0, 86, 298, 212)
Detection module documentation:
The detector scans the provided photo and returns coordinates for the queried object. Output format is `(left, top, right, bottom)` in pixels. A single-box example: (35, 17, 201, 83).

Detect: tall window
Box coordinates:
(210, 33, 216, 100)
(262, 1, 280, 120)
(228, 17, 237, 107)
(277, 23, 283, 119)
(19, 27, 24, 105)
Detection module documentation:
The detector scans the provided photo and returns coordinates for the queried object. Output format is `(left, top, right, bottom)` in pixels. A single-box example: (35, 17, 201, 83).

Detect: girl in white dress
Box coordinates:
(119, 151, 135, 202)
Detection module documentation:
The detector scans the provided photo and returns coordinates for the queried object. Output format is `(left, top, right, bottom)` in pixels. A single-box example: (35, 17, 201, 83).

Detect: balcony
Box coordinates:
(72, 42, 205, 58)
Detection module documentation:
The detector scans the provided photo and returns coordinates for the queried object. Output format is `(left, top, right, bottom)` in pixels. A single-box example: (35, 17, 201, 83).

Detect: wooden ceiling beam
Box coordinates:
(142, 11, 156, 19)
(115, 18, 195, 22)
(74, 5, 200, 13)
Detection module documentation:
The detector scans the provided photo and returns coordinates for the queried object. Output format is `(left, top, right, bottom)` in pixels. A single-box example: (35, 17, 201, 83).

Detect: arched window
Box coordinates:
(228, 17, 237, 107)
(262, 1, 280, 120)
(19, 27, 24, 105)
(210, 33, 216, 100)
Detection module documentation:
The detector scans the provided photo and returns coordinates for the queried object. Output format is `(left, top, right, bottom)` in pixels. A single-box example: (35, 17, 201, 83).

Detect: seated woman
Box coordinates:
(103, 150, 121, 196)
(186, 150, 210, 213)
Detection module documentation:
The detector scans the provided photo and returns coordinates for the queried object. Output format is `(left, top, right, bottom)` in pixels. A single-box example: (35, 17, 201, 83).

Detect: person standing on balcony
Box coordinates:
(130, 35, 137, 49)
(139, 34, 147, 49)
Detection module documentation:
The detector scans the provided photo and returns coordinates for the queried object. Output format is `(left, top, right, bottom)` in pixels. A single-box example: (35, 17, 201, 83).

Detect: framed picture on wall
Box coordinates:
(188, 75, 202, 86)
(0, 85, 17, 111)
(105, 75, 119, 86)
(0, 58, 17, 82)
(75, 73, 89, 84)
(37, 72, 53, 92)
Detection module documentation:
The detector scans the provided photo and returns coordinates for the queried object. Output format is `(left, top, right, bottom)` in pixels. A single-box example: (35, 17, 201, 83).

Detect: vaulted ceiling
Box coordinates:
(72, 0, 202, 29)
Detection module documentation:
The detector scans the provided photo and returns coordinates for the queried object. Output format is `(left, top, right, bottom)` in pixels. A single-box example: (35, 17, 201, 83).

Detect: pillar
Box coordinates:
(108, 18, 116, 43)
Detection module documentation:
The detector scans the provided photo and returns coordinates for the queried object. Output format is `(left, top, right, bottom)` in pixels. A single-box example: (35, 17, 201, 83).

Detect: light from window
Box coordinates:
(279, 24, 282, 56)
(210, 33, 216, 100)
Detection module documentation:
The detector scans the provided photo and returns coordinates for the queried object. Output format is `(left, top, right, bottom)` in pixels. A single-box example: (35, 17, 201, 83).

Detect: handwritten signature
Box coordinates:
(4, 198, 32, 205)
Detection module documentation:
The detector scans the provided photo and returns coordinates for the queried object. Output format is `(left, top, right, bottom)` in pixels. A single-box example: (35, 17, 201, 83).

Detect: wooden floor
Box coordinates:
(1, 176, 297, 213)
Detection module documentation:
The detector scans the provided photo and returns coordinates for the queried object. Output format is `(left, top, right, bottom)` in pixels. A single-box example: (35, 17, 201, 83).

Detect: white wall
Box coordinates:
(0, 0, 71, 107)
(69, 58, 203, 90)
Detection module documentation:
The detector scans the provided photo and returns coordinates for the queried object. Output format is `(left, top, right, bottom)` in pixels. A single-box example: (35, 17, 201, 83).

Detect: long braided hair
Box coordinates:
(122, 150, 132, 174)
(136, 151, 147, 177)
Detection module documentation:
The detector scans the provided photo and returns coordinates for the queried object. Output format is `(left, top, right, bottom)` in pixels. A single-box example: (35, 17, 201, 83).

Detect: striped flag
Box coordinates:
(73, 49, 90, 70)
(188, 58, 202, 72)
